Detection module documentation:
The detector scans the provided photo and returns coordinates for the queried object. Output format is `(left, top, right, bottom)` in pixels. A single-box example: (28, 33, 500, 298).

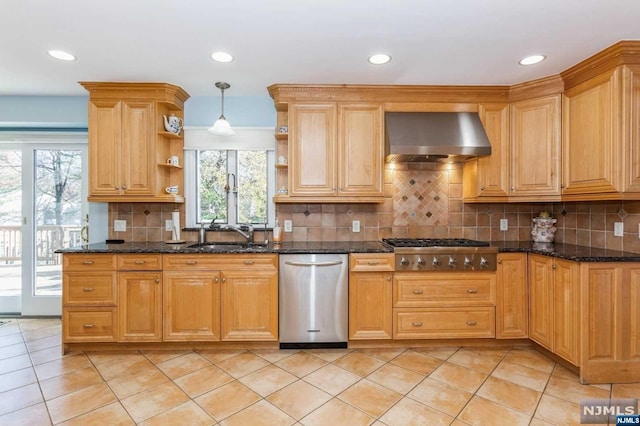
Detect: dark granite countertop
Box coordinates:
(56, 240, 393, 255)
(491, 241, 640, 262)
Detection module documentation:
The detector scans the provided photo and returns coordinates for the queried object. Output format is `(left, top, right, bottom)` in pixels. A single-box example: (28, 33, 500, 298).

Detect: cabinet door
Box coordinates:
(510, 95, 562, 197)
(88, 99, 122, 196)
(349, 272, 393, 340)
(562, 68, 621, 195)
(338, 103, 384, 197)
(528, 255, 553, 350)
(163, 271, 221, 341)
(476, 103, 509, 198)
(289, 103, 337, 196)
(118, 271, 162, 342)
(553, 258, 580, 365)
(121, 100, 154, 196)
(496, 253, 528, 339)
(220, 267, 278, 341)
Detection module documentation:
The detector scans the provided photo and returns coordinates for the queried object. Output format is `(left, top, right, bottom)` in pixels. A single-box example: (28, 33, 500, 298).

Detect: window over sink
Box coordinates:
(183, 128, 276, 227)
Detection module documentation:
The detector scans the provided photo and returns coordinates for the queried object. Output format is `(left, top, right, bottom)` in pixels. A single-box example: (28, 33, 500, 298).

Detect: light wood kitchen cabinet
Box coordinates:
(117, 254, 163, 342)
(62, 254, 118, 343)
(220, 254, 278, 341)
(510, 94, 562, 198)
(529, 254, 580, 365)
(393, 271, 496, 339)
(562, 65, 640, 199)
(463, 103, 509, 200)
(496, 253, 528, 339)
(348, 253, 394, 340)
(80, 82, 189, 203)
(278, 101, 384, 202)
(580, 263, 640, 383)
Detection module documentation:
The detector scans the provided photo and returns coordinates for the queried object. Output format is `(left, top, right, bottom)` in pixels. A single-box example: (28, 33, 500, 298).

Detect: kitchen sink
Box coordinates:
(187, 242, 252, 250)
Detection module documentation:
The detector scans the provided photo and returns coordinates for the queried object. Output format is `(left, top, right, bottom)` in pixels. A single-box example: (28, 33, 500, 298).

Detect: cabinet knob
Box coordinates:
(412, 289, 424, 295)
(480, 186, 485, 190)
(82, 287, 95, 292)
(386, 275, 392, 281)
(115, 186, 120, 190)
(412, 321, 423, 327)
(221, 277, 226, 283)
(155, 277, 160, 284)
(466, 288, 478, 294)
(122, 185, 127, 190)
(466, 320, 478, 326)
(214, 277, 219, 283)
(552, 264, 557, 269)
(511, 187, 515, 191)
(497, 259, 503, 264)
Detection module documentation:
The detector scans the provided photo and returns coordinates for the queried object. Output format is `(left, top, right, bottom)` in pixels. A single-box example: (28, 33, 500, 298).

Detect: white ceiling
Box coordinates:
(3, 0, 640, 97)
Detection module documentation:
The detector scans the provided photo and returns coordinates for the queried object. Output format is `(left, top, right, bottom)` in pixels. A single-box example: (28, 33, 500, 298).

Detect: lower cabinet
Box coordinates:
(496, 253, 528, 338)
(220, 255, 279, 341)
(348, 253, 394, 340)
(529, 254, 580, 365)
(392, 272, 496, 339)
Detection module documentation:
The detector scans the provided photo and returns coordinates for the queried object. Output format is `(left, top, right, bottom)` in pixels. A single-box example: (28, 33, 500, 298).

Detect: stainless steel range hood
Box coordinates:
(385, 112, 492, 163)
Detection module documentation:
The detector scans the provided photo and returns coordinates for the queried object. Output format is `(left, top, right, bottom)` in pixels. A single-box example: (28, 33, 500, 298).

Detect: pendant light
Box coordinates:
(208, 82, 235, 136)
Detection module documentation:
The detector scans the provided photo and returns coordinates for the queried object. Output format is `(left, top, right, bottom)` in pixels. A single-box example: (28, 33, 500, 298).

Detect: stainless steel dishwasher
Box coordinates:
(279, 253, 348, 349)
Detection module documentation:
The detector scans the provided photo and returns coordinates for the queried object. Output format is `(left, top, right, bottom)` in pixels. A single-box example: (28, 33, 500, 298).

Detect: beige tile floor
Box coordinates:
(0, 318, 638, 425)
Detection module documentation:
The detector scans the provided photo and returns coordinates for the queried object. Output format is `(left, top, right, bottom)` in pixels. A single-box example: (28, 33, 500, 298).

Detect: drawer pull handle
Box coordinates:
(186, 260, 197, 265)
(83, 287, 95, 292)
(134, 260, 146, 264)
(82, 260, 95, 265)
(466, 320, 478, 326)
(367, 261, 379, 265)
(243, 260, 255, 265)
(412, 289, 424, 295)
(83, 324, 95, 328)
(412, 321, 423, 327)
(467, 288, 478, 294)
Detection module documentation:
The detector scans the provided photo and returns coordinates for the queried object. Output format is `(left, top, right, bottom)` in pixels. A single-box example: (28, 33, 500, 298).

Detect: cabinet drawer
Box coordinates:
(63, 254, 116, 271)
(350, 253, 395, 272)
(394, 307, 495, 339)
(63, 308, 117, 342)
(117, 254, 163, 271)
(63, 272, 117, 306)
(394, 273, 495, 307)
(164, 254, 277, 270)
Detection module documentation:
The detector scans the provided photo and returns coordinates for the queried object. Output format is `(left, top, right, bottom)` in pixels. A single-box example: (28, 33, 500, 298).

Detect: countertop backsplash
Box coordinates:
(106, 162, 640, 253)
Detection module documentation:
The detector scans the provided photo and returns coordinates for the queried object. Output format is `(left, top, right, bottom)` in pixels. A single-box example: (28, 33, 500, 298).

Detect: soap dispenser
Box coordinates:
(273, 218, 282, 243)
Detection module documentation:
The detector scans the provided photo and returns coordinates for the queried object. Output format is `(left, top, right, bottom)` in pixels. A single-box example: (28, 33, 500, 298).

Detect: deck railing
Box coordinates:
(0, 225, 82, 265)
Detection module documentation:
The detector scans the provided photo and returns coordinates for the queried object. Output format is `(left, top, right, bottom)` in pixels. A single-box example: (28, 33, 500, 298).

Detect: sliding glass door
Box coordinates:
(0, 140, 87, 315)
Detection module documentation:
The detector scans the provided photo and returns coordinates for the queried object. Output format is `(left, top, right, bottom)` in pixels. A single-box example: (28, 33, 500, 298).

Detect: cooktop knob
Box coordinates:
(400, 257, 410, 268)
(448, 256, 456, 269)
(432, 257, 441, 268)
(416, 256, 426, 268)
(480, 257, 489, 269)
(464, 256, 472, 268)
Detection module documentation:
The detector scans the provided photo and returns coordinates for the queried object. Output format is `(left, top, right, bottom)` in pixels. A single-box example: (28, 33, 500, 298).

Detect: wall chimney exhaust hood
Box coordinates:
(385, 112, 492, 163)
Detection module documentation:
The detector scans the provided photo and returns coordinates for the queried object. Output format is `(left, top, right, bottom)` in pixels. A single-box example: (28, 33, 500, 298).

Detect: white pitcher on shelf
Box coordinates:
(163, 113, 183, 134)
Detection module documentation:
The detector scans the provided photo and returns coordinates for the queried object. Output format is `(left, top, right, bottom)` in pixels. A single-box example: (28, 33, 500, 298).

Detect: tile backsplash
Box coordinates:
(107, 162, 640, 253)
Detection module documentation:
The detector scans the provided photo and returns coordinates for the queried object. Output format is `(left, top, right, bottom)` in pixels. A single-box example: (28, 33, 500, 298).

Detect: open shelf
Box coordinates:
(157, 163, 183, 169)
(275, 133, 288, 140)
(158, 131, 183, 139)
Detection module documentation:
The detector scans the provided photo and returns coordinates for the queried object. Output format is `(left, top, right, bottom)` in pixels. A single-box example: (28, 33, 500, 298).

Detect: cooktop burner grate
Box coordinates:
(382, 238, 490, 248)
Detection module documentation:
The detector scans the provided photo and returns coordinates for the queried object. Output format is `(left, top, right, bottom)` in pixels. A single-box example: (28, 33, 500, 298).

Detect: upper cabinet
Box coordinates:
(80, 82, 190, 203)
(274, 98, 384, 202)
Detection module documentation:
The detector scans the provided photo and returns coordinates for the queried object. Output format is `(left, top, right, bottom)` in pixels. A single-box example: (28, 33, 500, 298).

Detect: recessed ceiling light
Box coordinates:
(47, 50, 76, 61)
(368, 53, 391, 65)
(519, 55, 546, 66)
(210, 51, 234, 63)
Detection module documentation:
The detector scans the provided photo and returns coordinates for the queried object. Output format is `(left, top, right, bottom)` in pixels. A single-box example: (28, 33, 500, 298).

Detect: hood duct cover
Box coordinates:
(385, 112, 492, 163)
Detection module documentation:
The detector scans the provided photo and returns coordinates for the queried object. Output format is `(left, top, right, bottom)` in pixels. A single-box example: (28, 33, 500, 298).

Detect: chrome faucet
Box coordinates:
(217, 224, 254, 242)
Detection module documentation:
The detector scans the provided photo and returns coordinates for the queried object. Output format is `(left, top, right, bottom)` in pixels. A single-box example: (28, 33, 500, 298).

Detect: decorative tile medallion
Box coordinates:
(393, 171, 449, 226)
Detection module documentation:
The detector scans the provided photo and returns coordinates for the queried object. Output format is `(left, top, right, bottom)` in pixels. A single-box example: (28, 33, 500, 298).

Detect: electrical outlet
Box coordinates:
(114, 220, 126, 232)
(283, 220, 292, 232)
(614, 222, 624, 237)
(499, 218, 508, 231)
(352, 220, 360, 233)
(165, 220, 173, 231)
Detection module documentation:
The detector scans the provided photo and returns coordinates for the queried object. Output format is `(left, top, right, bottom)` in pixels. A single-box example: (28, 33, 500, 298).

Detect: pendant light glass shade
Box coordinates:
(208, 82, 235, 136)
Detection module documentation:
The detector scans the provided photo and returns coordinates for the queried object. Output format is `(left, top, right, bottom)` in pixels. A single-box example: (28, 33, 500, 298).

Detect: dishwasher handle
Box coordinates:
(284, 260, 344, 267)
